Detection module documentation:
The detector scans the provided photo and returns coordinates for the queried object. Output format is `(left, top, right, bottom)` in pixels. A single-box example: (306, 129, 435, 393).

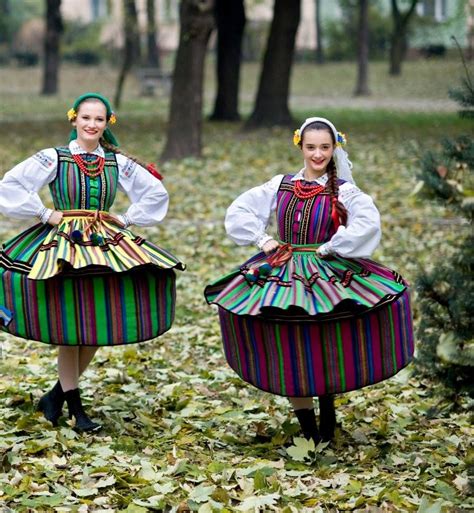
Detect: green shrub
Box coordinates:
(415, 60, 474, 395)
(62, 21, 107, 65)
(324, 1, 391, 61)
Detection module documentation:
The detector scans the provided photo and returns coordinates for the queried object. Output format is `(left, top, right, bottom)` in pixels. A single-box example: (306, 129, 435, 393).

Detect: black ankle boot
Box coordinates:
(294, 408, 321, 444)
(64, 389, 101, 433)
(37, 381, 65, 426)
(319, 395, 336, 442)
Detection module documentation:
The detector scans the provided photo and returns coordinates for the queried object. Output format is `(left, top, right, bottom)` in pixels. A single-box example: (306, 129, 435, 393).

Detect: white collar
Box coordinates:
(291, 168, 328, 185)
(69, 140, 105, 158)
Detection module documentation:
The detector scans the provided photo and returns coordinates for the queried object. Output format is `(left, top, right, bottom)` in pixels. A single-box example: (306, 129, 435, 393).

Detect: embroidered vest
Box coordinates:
(276, 174, 345, 244)
(49, 147, 119, 211)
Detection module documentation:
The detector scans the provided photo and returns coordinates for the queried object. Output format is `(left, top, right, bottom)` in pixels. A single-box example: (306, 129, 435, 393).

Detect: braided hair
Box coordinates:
(300, 121, 348, 227)
(100, 139, 150, 170)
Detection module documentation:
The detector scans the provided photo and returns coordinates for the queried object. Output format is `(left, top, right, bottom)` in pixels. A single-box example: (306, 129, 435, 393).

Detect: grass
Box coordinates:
(0, 57, 467, 122)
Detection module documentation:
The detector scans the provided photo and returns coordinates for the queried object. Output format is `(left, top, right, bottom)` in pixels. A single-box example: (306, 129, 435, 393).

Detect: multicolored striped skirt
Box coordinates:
(0, 210, 185, 346)
(205, 245, 414, 396)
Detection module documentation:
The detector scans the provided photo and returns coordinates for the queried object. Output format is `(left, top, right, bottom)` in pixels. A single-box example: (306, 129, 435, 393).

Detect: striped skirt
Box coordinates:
(205, 246, 414, 396)
(0, 211, 184, 346)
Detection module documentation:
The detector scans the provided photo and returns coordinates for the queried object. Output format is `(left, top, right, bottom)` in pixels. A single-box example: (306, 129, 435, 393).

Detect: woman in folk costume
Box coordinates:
(205, 117, 414, 444)
(0, 93, 184, 432)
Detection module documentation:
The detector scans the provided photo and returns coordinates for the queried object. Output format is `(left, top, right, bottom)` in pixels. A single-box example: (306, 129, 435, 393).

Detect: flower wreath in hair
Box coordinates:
(292, 116, 355, 184)
(67, 92, 163, 181)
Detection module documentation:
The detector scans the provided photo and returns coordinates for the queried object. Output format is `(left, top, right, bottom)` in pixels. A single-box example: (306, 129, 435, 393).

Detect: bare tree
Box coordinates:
(41, 0, 63, 95)
(0, 0, 11, 47)
(353, 0, 370, 96)
(389, 0, 419, 76)
(209, 0, 246, 121)
(315, 0, 324, 64)
(146, 0, 160, 68)
(114, 0, 140, 107)
(246, 0, 301, 128)
(161, 0, 214, 161)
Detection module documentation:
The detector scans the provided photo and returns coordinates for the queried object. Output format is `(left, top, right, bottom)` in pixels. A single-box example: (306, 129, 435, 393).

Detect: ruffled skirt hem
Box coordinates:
(205, 248, 407, 319)
(1, 211, 185, 280)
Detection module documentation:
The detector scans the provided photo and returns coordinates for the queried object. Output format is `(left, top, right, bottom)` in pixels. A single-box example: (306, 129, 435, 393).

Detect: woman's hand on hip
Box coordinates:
(47, 210, 63, 226)
(262, 239, 280, 255)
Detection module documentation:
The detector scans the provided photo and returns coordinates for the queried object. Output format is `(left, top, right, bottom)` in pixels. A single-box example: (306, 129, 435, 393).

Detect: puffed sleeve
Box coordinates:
(225, 174, 284, 248)
(115, 154, 168, 227)
(319, 182, 381, 258)
(0, 149, 58, 223)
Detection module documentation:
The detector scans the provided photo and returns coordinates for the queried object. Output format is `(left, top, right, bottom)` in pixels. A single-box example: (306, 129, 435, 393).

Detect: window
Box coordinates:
(417, 0, 448, 21)
(91, 0, 108, 18)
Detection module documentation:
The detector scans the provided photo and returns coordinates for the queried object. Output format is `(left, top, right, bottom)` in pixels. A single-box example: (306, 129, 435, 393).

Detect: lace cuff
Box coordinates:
(117, 213, 132, 228)
(37, 207, 54, 224)
(256, 234, 274, 250)
(317, 241, 334, 257)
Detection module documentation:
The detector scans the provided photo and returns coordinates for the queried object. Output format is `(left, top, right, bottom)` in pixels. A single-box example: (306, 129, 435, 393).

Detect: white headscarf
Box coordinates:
(296, 117, 355, 184)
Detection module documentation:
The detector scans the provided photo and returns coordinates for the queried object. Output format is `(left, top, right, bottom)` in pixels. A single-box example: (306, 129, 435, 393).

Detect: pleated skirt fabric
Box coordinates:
(0, 211, 184, 346)
(205, 246, 414, 396)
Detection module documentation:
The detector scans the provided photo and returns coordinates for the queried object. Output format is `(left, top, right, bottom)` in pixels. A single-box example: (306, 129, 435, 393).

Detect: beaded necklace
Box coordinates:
(72, 153, 106, 178)
(293, 179, 325, 200)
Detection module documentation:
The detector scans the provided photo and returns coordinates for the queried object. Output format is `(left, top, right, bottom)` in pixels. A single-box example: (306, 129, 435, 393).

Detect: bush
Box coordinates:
(324, 1, 391, 61)
(415, 59, 474, 396)
(61, 21, 106, 65)
(13, 51, 39, 66)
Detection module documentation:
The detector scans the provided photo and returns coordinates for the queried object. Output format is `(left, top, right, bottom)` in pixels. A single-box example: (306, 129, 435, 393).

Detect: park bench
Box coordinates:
(136, 67, 172, 97)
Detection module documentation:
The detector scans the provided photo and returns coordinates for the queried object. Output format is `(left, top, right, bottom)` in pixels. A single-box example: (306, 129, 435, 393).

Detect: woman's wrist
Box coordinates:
(256, 234, 274, 250)
(117, 213, 131, 228)
(37, 207, 54, 224)
(316, 242, 333, 257)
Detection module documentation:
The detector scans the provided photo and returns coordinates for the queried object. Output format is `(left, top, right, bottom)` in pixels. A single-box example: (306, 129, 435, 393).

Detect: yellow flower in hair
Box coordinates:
(293, 129, 301, 146)
(67, 108, 77, 121)
(336, 131, 347, 146)
(109, 113, 117, 125)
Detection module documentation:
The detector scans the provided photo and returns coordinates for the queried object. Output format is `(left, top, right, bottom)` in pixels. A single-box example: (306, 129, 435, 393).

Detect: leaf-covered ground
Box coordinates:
(0, 62, 473, 512)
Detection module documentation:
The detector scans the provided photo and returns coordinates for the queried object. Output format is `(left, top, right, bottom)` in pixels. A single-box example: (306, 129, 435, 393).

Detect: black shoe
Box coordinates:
(37, 381, 65, 426)
(64, 388, 101, 433)
(294, 408, 320, 444)
(319, 395, 336, 442)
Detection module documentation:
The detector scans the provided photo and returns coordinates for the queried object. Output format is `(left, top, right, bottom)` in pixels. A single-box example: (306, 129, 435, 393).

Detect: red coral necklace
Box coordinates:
(73, 153, 105, 178)
(294, 180, 325, 199)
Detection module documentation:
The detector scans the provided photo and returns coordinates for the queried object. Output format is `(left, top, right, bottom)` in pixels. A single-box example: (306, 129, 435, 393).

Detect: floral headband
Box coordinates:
(67, 107, 117, 125)
(293, 123, 346, 147)
(67, 91, 117, 125)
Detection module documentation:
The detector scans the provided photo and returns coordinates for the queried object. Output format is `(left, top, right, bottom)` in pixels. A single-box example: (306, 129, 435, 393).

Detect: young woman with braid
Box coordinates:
(205, 117, 414, 444)
(0, 93, 184, 432)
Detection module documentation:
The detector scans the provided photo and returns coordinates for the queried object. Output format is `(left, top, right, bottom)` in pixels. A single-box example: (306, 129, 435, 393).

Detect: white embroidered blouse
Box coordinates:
(0, 140, 168, 228)
(225, 170, 381, 258)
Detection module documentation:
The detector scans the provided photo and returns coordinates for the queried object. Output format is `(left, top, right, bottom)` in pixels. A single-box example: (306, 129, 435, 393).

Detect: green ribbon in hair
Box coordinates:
(68, 92, 119, 147)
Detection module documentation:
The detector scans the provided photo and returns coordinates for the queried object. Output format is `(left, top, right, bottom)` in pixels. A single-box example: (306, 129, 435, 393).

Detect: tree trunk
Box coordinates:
(353, 0, 370, 96)
(41, 0, 62, 95)
(315, 0, 324, 64)
(245, 0, 301, 128)
(161, 0, 214, 161)
(209, 0, 246, 121)
(114, 0, 140, 107)
(146, 0, 160, 68)
(389, 0, 419, 76)
(0, 0, 10, 45)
